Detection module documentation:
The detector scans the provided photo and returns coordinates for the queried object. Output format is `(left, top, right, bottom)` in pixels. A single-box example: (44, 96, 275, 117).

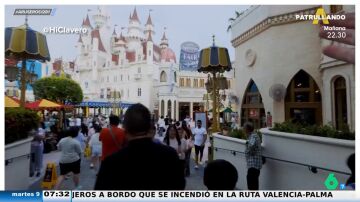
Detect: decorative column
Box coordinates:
(190, 102, 194, 120)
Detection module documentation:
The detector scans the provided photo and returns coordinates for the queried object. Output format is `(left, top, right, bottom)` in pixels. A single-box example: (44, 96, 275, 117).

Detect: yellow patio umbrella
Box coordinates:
(5, 96, 20, 107)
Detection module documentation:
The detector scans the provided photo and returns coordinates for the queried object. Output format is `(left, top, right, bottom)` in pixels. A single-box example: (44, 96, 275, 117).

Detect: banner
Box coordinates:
(0, 191, 357, 201)
(179, 42, 200, 71)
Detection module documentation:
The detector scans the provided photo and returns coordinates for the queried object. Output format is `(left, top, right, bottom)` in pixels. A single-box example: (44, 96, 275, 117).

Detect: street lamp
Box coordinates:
(108, 89, 121, 115)
(197, 36, 232, 133)
(198, 36, 232, 162)
(5, 17, 50, 107)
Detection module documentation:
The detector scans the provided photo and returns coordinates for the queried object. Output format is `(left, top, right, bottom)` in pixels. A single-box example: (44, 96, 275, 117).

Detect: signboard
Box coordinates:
(179, 41, 200, 71)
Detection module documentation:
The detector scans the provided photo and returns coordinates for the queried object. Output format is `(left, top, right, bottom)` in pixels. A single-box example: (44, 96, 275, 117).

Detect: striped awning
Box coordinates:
(198, 45, 232, 73)
(5, 25, 50, 61)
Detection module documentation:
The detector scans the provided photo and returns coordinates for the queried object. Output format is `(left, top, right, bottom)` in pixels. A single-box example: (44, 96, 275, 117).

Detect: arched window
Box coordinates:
(334, 76, 347, 130)
(241, 80, 265, 129)
(161, 100, 165, 116)
(167, 100, 172, 118)
(174, 72, 177, 83)
(160, 71, 167, 82)
(285, 70, 322, 125)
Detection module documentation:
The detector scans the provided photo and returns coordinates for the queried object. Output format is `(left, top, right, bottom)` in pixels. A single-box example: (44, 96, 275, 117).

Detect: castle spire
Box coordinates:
(146, 13, 153, 25)
(131, 7, 140, 22)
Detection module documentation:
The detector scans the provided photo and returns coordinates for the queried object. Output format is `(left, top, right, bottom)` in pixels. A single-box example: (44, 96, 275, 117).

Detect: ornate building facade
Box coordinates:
(231, 5, 355, 130)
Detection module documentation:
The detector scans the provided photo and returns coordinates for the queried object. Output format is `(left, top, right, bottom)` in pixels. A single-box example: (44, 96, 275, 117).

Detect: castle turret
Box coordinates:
(126, 7, 144, 51)
(144, 13, 155, 39)
(160, 31, 169, 49)
(146, 32, 153, 64)
(76, 35, 84, 55)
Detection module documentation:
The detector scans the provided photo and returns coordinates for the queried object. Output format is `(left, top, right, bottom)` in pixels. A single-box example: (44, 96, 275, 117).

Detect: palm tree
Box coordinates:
(227, 10, 244, 32)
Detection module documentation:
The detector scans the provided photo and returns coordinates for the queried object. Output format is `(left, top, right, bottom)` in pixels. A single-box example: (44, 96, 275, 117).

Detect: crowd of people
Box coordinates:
(29, 103, 355, 190)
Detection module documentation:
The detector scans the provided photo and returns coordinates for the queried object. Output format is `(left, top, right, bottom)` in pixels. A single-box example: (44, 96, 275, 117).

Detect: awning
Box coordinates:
(74, 101, 135, 108)
(5, 96, 20, 108)
(25, 99, 62, 109)
(222, 107, 233, 113)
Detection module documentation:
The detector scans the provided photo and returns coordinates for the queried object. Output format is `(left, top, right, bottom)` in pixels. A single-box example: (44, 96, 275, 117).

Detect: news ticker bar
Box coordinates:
(0, 191, 358, 201)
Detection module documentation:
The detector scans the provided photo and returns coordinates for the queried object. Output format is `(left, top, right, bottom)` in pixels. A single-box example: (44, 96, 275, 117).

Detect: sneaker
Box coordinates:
(194, 165, 199, 169)
(90, 164, 94, 169)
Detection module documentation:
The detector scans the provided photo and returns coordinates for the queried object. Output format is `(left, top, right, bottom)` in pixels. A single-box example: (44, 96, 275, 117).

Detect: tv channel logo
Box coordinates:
(324, 173, 339, 190)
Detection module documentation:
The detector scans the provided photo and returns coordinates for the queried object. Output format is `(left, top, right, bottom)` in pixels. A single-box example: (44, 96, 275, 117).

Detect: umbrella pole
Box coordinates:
(20, 59, 27, 107)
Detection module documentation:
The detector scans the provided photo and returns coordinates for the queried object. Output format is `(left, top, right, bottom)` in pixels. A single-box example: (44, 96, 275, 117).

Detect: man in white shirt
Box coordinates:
(75, 116, 82, 127)
(193, 120, 207, 169)
(69, 116, 75, 127)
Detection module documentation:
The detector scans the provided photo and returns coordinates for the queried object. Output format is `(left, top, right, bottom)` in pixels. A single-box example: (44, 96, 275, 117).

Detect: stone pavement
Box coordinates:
(28, 137, 208, 190)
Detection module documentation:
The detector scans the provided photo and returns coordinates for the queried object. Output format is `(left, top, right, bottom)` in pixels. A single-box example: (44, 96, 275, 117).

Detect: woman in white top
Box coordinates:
(163, 125, 186, 168)
(88, 124, 102, 171)
(180, 121, 193, 177)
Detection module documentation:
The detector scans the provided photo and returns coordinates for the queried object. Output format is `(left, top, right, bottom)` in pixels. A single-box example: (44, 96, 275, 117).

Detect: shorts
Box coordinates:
(91, 145, 102, 157)
(59, 159, 81, 175)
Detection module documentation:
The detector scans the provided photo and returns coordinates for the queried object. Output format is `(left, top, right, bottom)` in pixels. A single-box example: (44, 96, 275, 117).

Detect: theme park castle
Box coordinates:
(72, 6, 178, 116)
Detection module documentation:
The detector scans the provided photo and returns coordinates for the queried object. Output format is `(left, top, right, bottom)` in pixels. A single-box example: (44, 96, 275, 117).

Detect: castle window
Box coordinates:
(186, 78, 191, 87)
(193, 79, 199, 88)
(200, 79, 205, 88)
(160, 71, 167, 82)
(180, 78, 185, 87)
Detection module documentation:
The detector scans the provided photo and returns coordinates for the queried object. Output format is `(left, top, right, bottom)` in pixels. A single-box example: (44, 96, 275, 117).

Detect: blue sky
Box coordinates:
(5, 5, 249, 62)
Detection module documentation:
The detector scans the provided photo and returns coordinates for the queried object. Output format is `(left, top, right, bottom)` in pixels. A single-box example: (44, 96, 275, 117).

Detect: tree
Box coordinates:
(33, 76, 83, 104)
(33, 76, 83, 129)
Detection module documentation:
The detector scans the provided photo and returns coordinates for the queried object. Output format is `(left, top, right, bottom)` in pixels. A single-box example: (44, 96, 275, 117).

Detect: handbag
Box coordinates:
(84, 145, 91, 158)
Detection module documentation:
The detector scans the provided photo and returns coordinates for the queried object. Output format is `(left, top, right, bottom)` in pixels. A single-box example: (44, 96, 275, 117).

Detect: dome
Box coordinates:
(160, 48, 176, 63)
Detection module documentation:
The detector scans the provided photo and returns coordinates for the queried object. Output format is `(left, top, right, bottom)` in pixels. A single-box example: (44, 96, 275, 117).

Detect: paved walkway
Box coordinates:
(28, 135, 208, 190)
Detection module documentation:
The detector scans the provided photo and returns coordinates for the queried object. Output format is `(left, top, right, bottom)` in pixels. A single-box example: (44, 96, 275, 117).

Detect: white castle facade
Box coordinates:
(72, 7, 236, 120)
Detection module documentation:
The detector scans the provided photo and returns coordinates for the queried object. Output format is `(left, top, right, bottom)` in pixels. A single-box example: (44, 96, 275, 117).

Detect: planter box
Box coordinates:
(213, 129, 355, 190)
(260, 128, 354, 190)
(213, 133, 248, 190)
(5, 137, 33, 190)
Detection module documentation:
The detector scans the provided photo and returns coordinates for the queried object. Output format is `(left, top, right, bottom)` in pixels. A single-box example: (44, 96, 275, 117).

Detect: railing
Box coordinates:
(214, 147, 351, 176)
(5, 154, 30, 166)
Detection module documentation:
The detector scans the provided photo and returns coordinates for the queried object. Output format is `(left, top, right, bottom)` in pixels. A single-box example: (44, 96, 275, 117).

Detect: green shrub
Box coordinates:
(5, 108, 40, 144)
(271, 121, 355, 140)
(228, 128, 247, 139)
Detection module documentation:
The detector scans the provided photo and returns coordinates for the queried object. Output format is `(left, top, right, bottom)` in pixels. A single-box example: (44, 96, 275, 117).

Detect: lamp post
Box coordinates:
(5, 17, 50, 107)
(198, 36, 232, 133)
(108, 89, 121, 116)
(198, 36, 232, 162)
